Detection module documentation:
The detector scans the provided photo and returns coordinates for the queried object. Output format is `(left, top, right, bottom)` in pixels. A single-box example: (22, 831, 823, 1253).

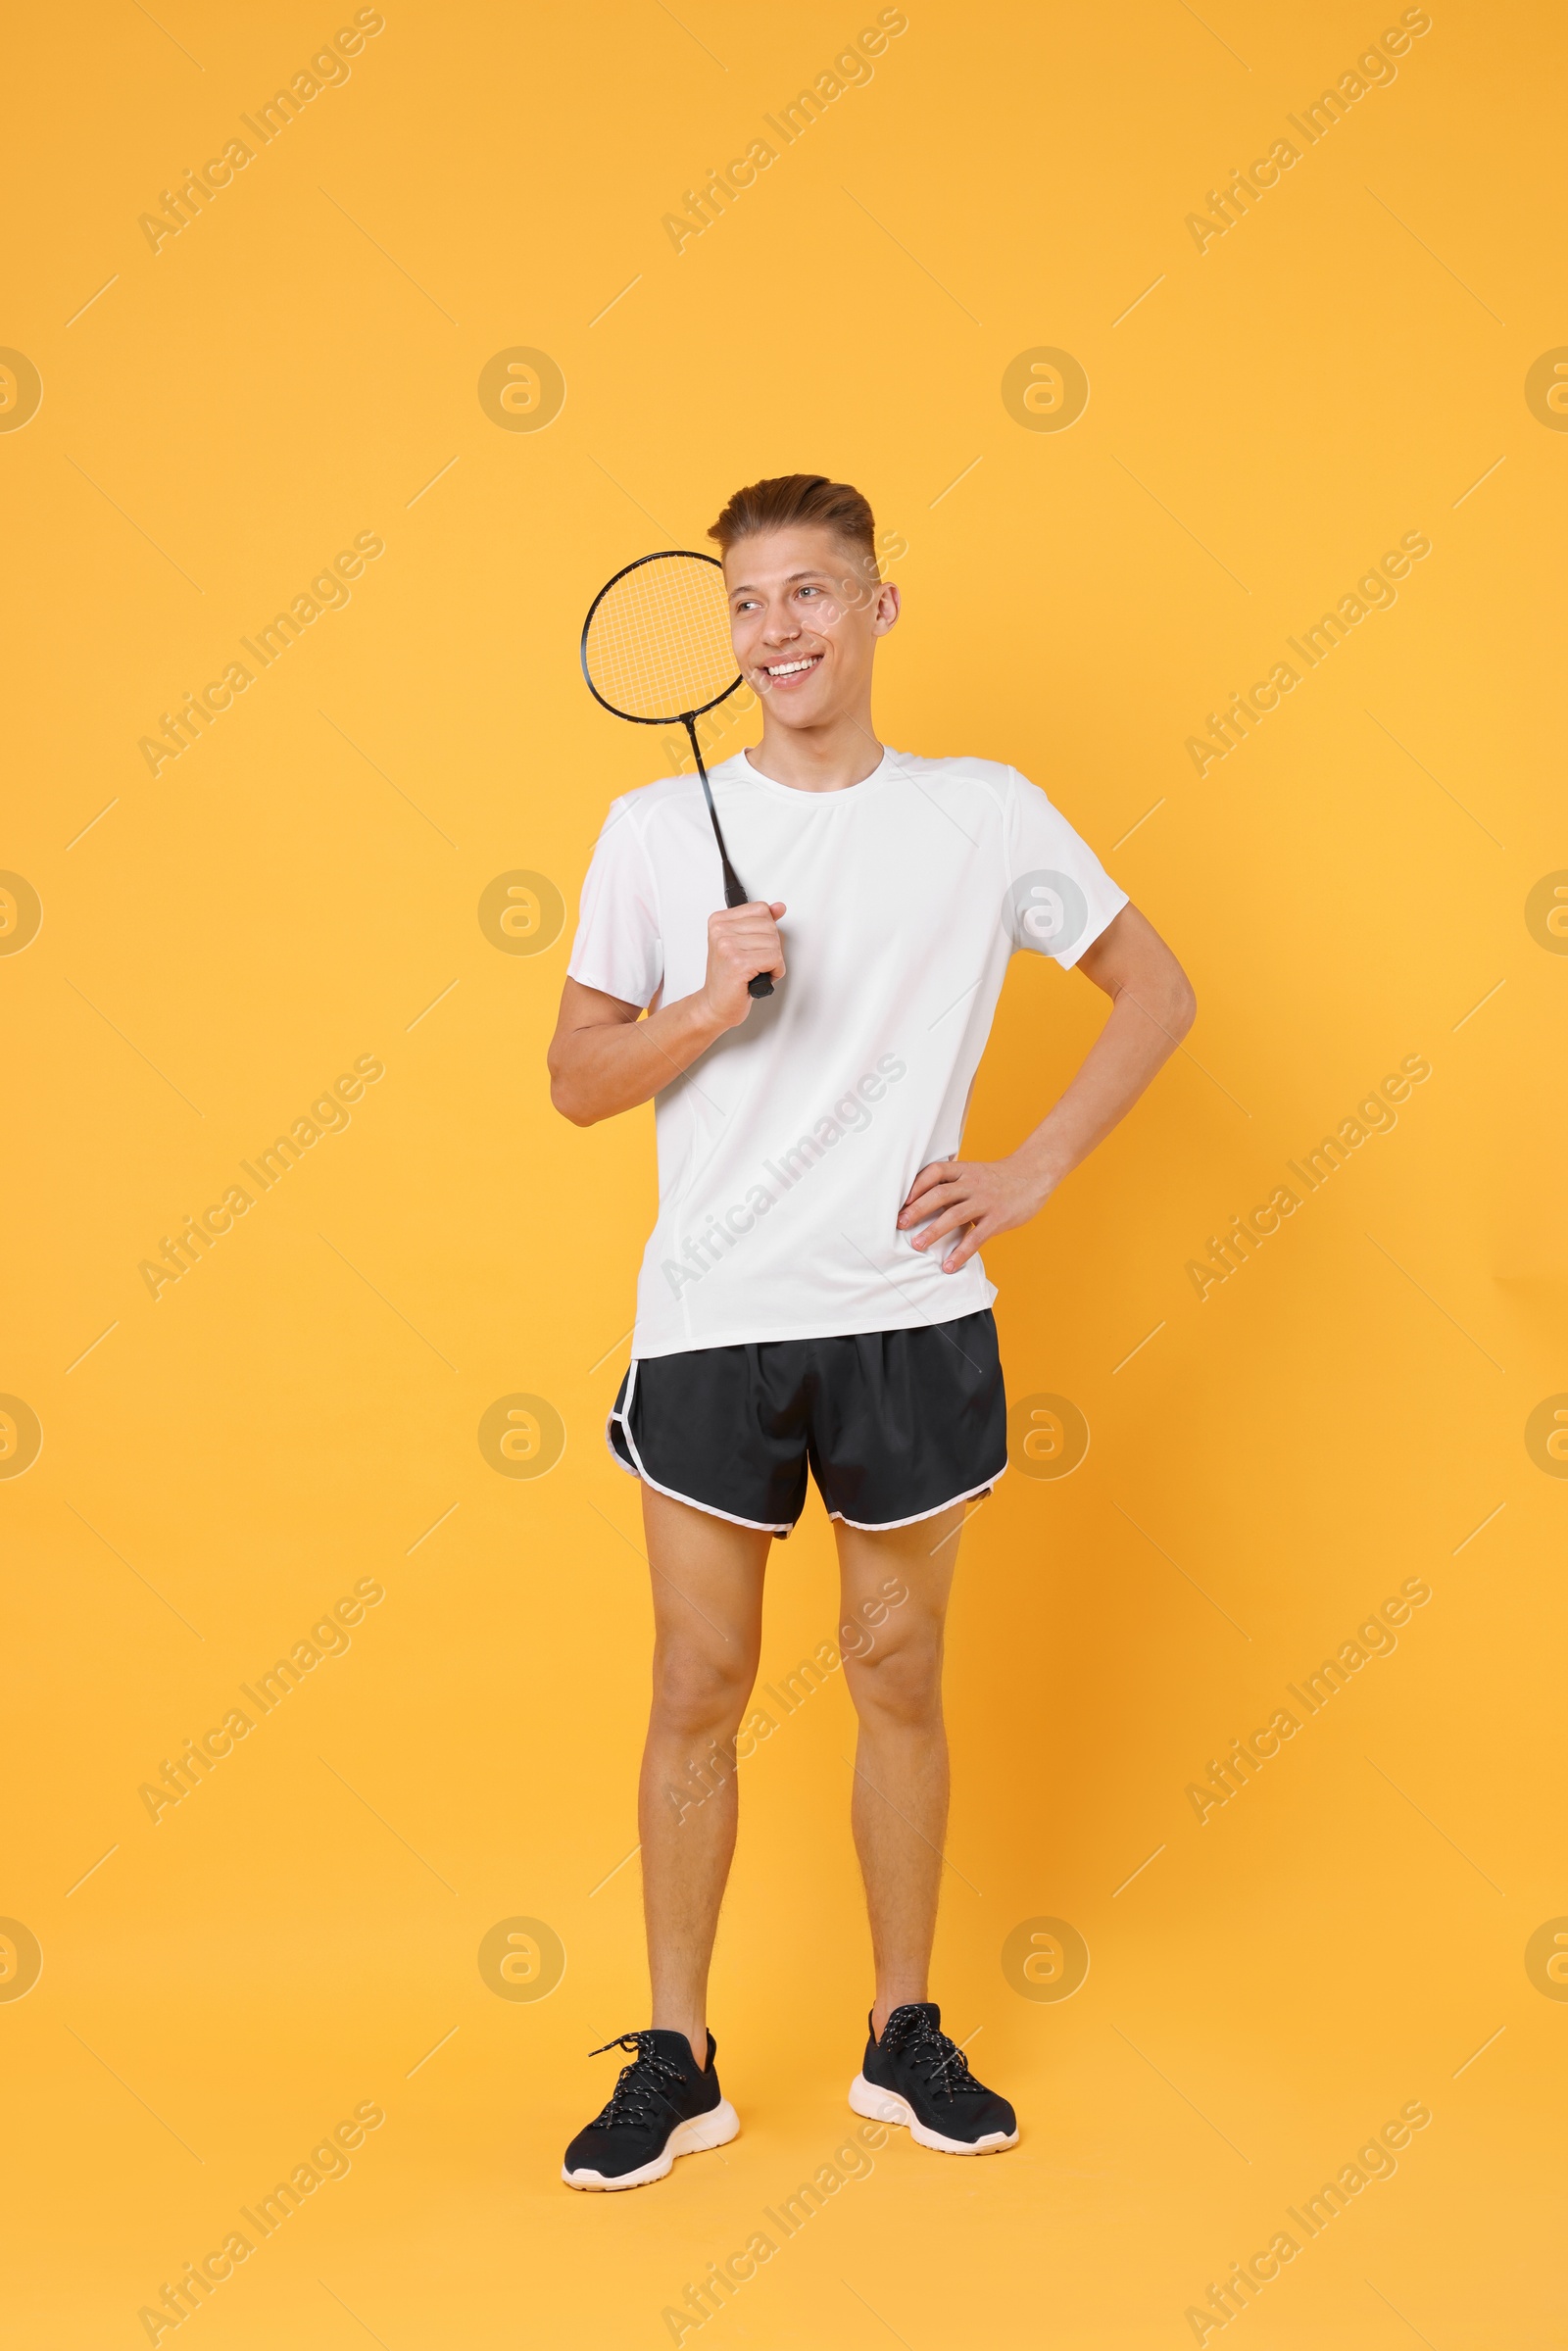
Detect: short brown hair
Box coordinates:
(708, 472, 877, 574)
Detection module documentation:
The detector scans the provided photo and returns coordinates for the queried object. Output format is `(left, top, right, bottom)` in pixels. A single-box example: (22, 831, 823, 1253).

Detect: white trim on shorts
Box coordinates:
(828, 1458, 1009, 1532)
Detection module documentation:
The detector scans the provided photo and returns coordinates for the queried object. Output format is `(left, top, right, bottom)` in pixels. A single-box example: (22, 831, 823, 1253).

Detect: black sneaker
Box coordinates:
(850, 2002, 1018, 2154)
(562, 2028, 738, 2191)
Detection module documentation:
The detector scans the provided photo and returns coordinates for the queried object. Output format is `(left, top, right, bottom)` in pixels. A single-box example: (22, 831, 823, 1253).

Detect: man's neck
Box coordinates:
(743, 709, 884, 795)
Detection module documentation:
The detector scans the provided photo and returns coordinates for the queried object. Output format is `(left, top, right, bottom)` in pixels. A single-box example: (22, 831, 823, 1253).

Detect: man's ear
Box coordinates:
(872, 582, 901, 636)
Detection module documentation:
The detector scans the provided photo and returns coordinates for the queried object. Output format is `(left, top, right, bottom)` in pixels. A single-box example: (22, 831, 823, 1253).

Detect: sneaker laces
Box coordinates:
(585, 2031, 690, 2131)
(880, 2007, 983, 2099)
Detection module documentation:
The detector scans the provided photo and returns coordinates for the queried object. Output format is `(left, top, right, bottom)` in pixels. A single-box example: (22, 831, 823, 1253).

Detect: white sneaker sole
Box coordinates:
(849, 2073, 1018, 2155)
(562, 2097, 740, 2191)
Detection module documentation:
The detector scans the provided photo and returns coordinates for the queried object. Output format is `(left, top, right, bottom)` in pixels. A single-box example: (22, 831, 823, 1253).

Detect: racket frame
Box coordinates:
(579, 548, 772, 1001)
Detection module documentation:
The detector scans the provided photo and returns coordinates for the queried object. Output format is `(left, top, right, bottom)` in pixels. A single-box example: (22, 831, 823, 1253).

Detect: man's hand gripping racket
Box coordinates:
(580, 550, 777, 1001)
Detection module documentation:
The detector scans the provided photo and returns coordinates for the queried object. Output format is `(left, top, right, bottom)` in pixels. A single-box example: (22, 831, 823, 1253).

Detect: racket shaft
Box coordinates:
(688, 719, 775, 1000)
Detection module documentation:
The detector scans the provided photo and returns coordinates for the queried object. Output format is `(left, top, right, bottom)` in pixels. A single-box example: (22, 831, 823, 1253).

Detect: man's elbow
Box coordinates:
(551, 1081, 595, 1127)
(1168, 970, 1198, 1043)
(1115, 952, 1196, 1046)
(547, 1053, 599, 1128)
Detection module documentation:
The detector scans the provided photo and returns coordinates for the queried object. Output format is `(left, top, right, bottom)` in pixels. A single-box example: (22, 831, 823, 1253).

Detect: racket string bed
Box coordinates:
(582, 555, 739, 723)
(580, 549, 773, 1001)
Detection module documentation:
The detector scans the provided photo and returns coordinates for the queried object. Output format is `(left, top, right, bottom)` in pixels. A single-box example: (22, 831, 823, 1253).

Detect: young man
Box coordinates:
(549, 474, 1195, 2190)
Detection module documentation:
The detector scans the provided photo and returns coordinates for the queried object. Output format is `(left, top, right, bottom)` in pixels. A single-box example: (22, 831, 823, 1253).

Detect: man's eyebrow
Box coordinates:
(728, 567, 834, 595)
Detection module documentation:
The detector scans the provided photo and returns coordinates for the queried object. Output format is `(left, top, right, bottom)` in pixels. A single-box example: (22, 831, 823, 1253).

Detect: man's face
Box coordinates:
(723, 524, 898, 730)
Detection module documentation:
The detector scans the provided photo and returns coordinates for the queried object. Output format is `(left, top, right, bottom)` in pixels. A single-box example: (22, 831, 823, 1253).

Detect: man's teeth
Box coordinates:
(765, 656, 820, 677)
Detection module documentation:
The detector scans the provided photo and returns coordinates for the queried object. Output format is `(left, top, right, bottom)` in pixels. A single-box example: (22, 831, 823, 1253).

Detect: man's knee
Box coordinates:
(653, 1640, 756, 1738)
(844, 1633, 944, 1727)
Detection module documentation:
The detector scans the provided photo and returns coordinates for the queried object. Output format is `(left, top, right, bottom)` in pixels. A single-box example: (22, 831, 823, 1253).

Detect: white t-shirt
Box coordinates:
(567, 747, 1127, 1360)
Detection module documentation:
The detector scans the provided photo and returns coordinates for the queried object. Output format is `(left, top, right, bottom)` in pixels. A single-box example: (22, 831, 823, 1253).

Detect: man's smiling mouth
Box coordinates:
(762, 655, 822, 680)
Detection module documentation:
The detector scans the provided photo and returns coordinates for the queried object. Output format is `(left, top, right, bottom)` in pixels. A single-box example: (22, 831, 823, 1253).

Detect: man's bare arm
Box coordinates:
(899, 903, 1197, 1272)
(548, 901, 787, 1127)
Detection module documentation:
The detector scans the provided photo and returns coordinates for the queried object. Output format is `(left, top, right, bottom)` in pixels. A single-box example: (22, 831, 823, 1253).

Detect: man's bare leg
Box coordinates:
(836, 1500, 965, 2036)
(638, 1485, 770, 2067)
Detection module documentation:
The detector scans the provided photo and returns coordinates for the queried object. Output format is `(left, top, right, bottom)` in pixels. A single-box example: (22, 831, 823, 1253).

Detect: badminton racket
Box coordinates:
(580, 549, 774, 1000)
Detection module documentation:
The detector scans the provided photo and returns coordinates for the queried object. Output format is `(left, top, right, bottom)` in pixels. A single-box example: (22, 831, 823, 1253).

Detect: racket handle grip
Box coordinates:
(748, 972, 774, 1001)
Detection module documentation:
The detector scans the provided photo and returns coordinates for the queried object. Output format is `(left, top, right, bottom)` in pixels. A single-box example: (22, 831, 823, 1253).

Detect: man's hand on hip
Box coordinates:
(898, 1154, 1052, 1274)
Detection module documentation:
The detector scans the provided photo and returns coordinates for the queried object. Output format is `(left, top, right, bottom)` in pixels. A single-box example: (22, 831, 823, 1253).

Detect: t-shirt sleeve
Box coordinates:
(566, 799, 663, 1006)
(1004, 769, 1129, 968)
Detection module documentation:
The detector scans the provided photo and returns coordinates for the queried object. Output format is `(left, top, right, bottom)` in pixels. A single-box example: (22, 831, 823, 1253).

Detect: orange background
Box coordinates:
(3, 1, 1565, 2343)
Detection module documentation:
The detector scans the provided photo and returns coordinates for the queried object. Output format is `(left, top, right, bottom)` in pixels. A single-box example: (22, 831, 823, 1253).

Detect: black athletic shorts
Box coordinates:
(606, 1310, 1007, 1535)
